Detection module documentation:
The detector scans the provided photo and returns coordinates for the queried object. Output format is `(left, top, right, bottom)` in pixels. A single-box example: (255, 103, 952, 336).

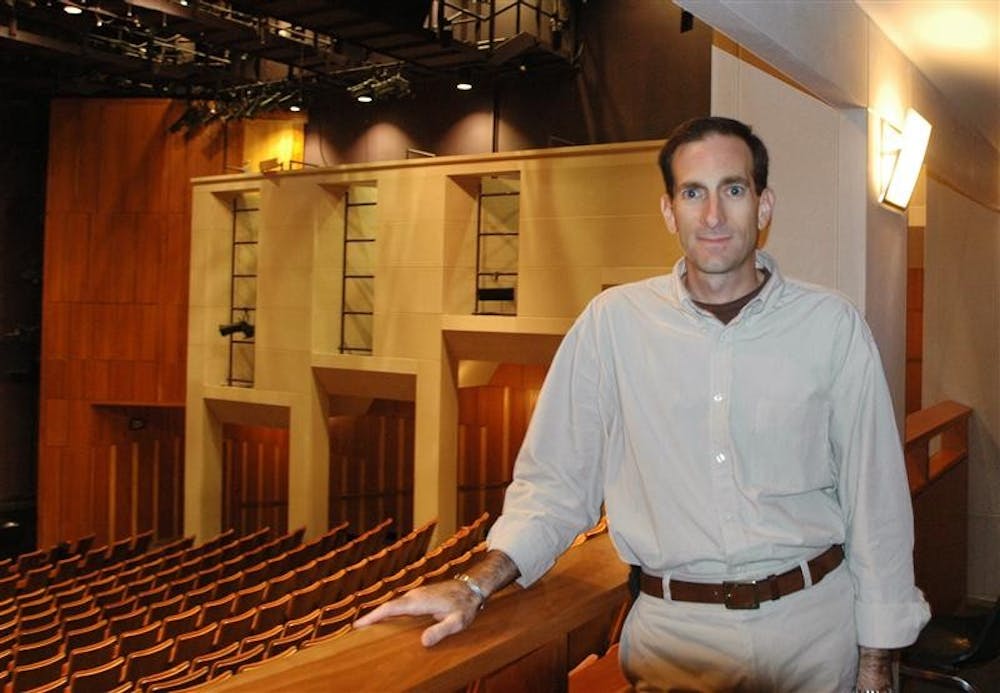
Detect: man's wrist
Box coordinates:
(453, 573, 489, 609)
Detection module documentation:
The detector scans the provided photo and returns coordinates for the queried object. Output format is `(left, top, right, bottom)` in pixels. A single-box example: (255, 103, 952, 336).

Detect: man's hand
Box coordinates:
(354, 549, 519, 647)
(856, 646, 893, 691)
(354, 579, 483, 646)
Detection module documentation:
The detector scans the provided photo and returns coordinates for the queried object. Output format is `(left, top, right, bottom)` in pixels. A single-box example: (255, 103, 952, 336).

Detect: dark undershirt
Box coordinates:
(691, 268, 772, 325)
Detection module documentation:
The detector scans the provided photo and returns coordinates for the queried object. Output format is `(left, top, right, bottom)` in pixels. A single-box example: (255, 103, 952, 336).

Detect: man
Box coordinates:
(357, 117, 930, 691)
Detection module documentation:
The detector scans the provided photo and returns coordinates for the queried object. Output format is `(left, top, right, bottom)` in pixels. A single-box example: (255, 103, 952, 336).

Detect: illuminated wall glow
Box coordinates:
(915, 6, 994, 52)
(243, 118, 306, 172)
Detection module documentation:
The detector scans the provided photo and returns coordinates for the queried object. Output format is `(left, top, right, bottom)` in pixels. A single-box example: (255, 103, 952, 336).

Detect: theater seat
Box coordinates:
(900, 598, 1000, 692)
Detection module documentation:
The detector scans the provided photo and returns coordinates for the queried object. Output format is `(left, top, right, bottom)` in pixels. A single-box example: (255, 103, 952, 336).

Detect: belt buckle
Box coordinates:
(722, 580, 760, 609)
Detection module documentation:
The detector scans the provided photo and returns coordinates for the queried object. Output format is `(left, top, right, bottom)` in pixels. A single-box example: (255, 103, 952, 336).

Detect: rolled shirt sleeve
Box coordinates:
(829, 304, 930, 647)
(487, 304, 608, 586)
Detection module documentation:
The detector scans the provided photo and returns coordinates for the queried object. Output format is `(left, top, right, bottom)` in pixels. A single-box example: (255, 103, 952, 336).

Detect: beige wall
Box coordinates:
(923, 180, 1000, 600)
(186, 143, 680, 542)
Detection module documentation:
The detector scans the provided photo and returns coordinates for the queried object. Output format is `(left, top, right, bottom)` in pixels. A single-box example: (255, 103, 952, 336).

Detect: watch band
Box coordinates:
(453, 573, 488, 609)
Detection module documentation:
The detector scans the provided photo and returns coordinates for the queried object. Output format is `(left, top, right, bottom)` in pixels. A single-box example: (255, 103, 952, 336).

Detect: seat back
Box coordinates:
(118, 620, 163, 658)
(147, 666, 209, 692)
(68, 635, 118, 672)
(122, 639, 173, 683)
(68, 655, 125, 693)
(134, 661, 190, 692)
(210, 643, 264, 678)
(963, 597, 1000, 666)
(215, 609, 256, 649)
(170, 622, 218, 666)
(253, 594, 291, 633)
(11, 651, 67, 691)
(160, 606, 201, 641)
(64, 618, 109, 651)
(14, 631, 63, 666)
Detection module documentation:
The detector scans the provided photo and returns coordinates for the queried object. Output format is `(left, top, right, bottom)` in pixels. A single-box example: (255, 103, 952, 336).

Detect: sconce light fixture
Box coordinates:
(219, 318, 255, 339)
(879, 108, 931, 210)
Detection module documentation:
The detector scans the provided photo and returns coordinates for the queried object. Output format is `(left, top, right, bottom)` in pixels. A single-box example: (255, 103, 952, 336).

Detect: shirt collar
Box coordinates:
(669, 250, 784, 322)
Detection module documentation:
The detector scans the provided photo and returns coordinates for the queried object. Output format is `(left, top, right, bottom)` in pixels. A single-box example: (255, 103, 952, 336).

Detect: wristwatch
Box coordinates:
(453, 573, 488, 609)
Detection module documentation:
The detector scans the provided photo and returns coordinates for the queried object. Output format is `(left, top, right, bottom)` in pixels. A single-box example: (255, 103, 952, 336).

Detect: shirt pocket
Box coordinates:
(745, 396, 833, 494)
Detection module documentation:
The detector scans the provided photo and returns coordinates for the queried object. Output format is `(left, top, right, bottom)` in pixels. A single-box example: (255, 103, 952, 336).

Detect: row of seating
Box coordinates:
(0, 520, 388, 662)
(0, 528, 300, 692)
(1, 536, 98, 580)
(0, 518, 427, 691)
(0, 526, 295, 628)
(0, 532, 160, 600)
(0, 515, 488, 691)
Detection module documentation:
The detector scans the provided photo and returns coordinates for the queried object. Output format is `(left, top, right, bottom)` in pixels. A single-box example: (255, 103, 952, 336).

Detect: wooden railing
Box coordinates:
(904, 400, 972, 496)
(904, 399, 972, 614)
(211, 533, 629, 692)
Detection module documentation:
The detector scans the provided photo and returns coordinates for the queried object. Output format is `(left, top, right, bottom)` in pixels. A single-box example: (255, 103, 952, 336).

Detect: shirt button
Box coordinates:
(715, 453, 726, 464)
(713, 393, 724, 402)
(724, 513, 734, 521)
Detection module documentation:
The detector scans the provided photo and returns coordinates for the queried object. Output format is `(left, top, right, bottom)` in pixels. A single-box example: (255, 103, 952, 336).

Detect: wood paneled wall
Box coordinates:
(458, 364, 546, 528)
(329, 399, 415, 537)
(94, 406, 185, 544)
(222, 424, 289, 536)
(39, 99, 235, 548)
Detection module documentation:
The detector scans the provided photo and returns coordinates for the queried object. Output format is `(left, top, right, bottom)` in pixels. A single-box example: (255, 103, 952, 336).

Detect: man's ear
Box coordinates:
(757, 188, 775, 230)
(660, 193, 677, 235)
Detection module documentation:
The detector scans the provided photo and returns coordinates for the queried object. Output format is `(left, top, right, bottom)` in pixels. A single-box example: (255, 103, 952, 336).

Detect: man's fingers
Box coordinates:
(354, 594, 423, 627)
(353, 583, 477, 648)
(420, 611, 465, 647)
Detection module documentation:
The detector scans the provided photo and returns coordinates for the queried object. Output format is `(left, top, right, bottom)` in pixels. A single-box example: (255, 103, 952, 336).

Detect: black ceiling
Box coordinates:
(0, 0, 576, 101)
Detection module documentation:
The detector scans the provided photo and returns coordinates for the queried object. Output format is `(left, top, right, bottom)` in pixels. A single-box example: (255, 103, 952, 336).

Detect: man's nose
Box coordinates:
(703, 194, 724, 228)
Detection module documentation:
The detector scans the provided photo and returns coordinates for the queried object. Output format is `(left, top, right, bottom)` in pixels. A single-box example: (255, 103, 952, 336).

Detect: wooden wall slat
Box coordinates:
(38, 98, 233, 548)
(327, 401, 414, 536)
(458, 364, 545, 528)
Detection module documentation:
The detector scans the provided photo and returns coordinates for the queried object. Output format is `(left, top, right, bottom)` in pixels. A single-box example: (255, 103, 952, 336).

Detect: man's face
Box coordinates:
(660, 134, 774, 286)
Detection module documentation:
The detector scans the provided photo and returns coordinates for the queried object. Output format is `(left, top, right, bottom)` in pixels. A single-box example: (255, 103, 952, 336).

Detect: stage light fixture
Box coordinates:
(219, 319, 255, 339)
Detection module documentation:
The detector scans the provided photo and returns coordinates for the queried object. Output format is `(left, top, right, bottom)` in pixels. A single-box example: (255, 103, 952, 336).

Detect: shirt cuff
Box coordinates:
(855, 589, 931, 648)
(486, 516, 559, 588)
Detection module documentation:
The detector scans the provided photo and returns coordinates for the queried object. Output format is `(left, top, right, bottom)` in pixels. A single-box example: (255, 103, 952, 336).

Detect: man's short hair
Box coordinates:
(658, 117, 769, 197)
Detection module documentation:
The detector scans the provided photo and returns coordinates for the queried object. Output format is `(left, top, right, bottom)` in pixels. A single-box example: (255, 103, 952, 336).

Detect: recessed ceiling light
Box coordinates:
(357, 94, 373, 103)
(456, 81, 473, 91)
(64, 4, 83, 14)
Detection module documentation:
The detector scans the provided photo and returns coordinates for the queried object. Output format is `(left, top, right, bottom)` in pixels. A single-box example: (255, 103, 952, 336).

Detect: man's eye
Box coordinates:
(727, 185, 746, 197)
(680, 189, 701, 200)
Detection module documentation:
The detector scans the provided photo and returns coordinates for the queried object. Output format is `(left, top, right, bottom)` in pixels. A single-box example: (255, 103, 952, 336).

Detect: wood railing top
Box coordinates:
(209, 533, 629, 692)
(904, 400, 972, 496)
(905, 400, 972, 445)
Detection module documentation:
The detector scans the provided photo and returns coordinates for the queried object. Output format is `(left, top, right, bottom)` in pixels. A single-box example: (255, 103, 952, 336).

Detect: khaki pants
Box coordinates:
(620, 563, 858, 692)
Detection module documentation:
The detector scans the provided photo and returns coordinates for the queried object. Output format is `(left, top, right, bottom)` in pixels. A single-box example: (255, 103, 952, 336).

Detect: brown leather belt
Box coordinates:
(640, 545, 844, 609)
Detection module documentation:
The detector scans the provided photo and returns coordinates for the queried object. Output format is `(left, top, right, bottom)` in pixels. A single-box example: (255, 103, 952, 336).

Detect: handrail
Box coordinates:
(209, 533, 628, 692)
(904, 400, 972, 496)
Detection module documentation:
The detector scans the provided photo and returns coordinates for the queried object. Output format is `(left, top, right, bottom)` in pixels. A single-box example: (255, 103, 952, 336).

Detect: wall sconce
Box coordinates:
(879, 108, 931, 210)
